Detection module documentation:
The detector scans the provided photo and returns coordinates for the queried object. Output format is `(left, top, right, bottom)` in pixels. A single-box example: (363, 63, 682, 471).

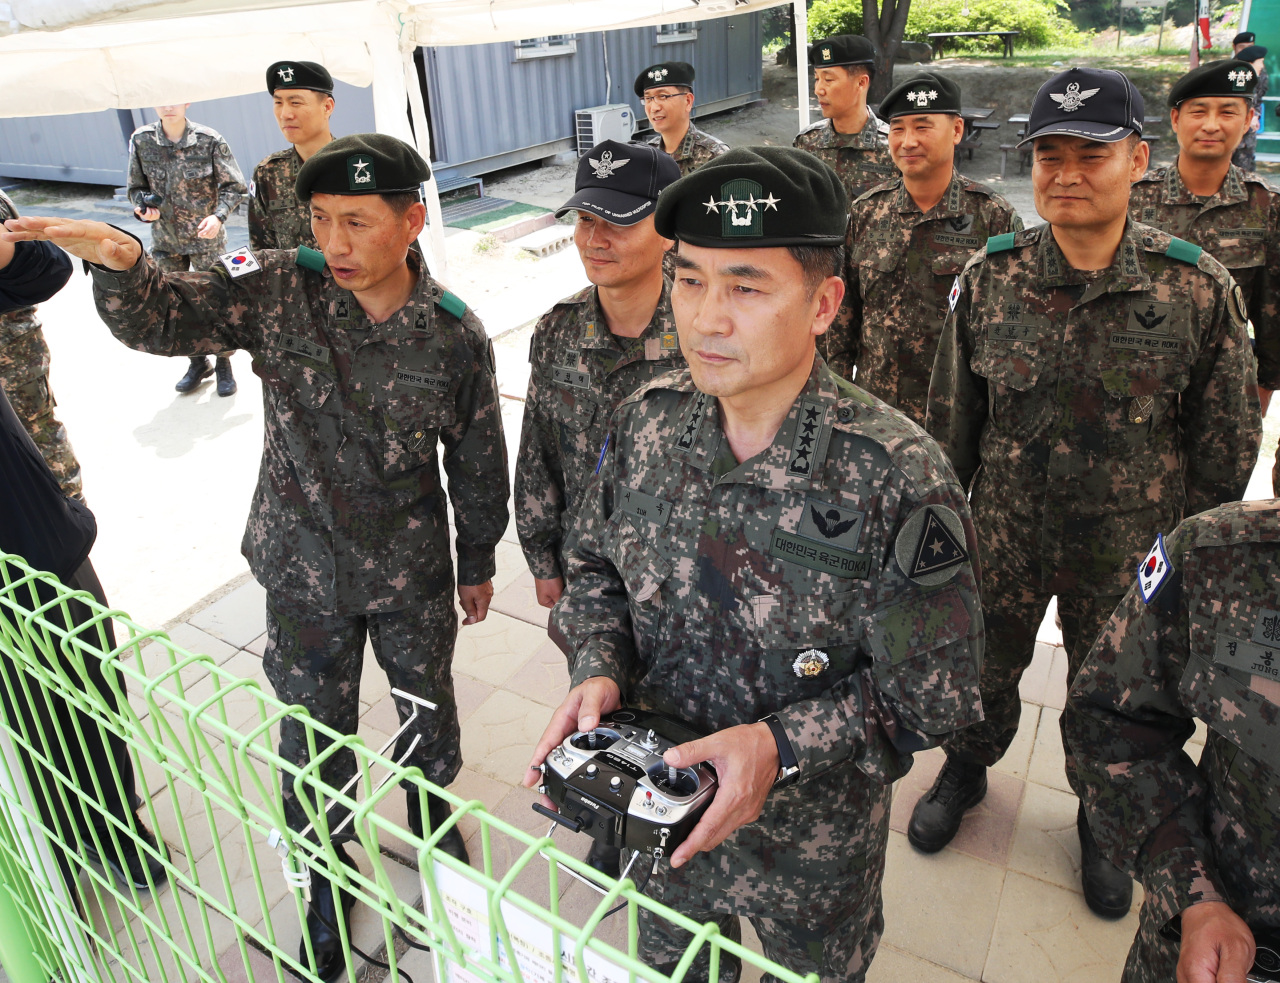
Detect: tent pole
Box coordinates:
(403, 48, 450, 286)
(795, 0, 810, 131)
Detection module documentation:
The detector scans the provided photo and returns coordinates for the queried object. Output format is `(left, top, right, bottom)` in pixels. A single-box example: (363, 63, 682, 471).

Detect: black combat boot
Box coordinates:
(214, 356, 236, 396)
(1078, 805, 1133, 918)
(174, 356, 212, 393)
(907, 754, 988, 853)
(584, 840, 622, 878)
(407, 792, 470, 864)
(300, 843, 358, 983)
(83, 816, 167, 890)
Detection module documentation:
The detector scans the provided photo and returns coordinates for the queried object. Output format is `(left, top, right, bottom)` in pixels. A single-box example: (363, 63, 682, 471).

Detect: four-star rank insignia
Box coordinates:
(895, 504, 969, 585)
(793, 648, 830, 678)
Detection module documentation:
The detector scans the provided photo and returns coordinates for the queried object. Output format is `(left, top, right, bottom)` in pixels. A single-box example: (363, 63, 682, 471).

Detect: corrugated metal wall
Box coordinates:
(0, 12, 761, 186)
(424, 11, 762, 173)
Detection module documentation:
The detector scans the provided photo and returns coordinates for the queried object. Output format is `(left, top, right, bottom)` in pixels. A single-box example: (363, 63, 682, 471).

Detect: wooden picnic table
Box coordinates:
(927, 30, 1020, 58)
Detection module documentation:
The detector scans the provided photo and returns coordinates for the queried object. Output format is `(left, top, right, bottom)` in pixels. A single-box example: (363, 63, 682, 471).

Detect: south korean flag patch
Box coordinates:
(219, 247, 261, 279)
(948, 276, 962, 312)
(1137, 533, 1172, 604)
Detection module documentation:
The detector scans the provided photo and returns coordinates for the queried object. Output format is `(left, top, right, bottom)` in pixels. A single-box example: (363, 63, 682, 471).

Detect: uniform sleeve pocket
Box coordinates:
(1181, 625, 1280, 771)
(381, 394, 457, 476)
(863, 586, 981, 735)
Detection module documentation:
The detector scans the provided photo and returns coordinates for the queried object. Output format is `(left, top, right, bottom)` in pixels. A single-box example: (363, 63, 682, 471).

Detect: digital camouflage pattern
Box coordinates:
(0, 191, 82, 499)
(126, 120, 247, 255)
(248, 147, 317, 252)
(792, 113, 895, 205)
(152, 248, 223, 275)
(1066, 499, 1280, 983)
(641, 122, 730, 178)
(1232, 68, 1268, 172)
(1129, 162, 1280, 391)
(514, 281, 685, 581)
(89, 245, 510, 615)
(551, 358, 984, 947)
(928, 221, 1261, 767)
(825, 172, 1022, 423)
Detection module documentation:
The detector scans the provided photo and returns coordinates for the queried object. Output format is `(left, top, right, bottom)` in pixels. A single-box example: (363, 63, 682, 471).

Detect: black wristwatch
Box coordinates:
(760, 714, 801, 788)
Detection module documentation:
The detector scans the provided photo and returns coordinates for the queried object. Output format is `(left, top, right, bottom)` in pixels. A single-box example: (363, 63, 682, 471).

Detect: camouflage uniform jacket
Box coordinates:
(0, 192, 39, 346)
(514, 281, 685, 581)
(89, 245, 509, 614)
(551, 358, 984, 919)
(792, 111, 895, 204)
(641, 122, 729, 177)
(126, 120, 246, 255)
(927, 220, 1261, 597)
(248, 146, 317, 252)
(1129, 161, 1280, 390)
(1066, 499, 1280, 954)
(827, 171, 1022, 423)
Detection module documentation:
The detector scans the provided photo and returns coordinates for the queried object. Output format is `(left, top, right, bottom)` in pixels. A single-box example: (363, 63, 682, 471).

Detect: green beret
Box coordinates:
(1168, 59, 1258, 106)
(653, 146, 848, 248)
(635, 61, 695, 97)
(809, 35, 875, 69)
(267, 60, 333, 95)
(295, 133, 430, 199)
(879, 71, 962, 118)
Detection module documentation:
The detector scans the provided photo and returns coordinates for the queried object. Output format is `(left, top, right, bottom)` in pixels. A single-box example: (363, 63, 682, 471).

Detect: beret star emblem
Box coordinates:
(906, 88, 938, 107)
(277, 66, 294, 83)
(648, 67, 669, 81)
(702, 191, 781, 220)
(1228, 69, 1253, 87)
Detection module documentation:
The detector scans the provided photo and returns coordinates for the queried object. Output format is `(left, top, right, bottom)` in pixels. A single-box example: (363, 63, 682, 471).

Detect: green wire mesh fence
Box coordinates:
(0, 554, 816, 983)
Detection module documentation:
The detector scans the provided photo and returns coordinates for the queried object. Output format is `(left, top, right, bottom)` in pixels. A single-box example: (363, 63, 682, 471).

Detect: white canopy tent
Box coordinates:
(0, 0, 809, 281)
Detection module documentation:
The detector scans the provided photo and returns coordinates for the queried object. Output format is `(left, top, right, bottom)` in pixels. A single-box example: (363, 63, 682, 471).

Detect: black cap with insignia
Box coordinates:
(295, 133, 430, 199)
(878, 71, 962, 118)
(556, 140, 680, 226)
(1168, 59, 1259, 106)
(1018, 67, 1144, 147)
(267, 60, 334, 95)
(1236, 44, 1268, 63)
(634, 61, 695, 97)
(653, 146, 848, 248)
(808, 35, 875, 69)
(1233, 31, 1256, 46)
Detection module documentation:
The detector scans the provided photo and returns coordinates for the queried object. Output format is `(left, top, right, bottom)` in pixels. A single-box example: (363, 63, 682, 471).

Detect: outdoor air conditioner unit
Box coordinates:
(575, 104, 635, 156)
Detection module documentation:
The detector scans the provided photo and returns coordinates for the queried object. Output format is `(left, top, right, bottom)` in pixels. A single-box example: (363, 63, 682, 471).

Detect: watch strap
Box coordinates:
(760, 713, 800, 786)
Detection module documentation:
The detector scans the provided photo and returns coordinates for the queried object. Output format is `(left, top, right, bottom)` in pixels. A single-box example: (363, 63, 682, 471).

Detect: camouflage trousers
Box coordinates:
(0, 328, 83, 500)
(153, 250, 239, 360)
(262, 590, 462, 835)
(945, 541, 1124, 773)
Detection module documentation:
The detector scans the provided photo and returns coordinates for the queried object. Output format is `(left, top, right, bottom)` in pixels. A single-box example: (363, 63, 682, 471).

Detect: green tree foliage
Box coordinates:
(809, 0, 1086, 51)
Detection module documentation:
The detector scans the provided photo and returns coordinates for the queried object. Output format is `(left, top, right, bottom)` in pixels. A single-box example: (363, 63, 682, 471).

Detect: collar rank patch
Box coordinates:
(1251, 609, 1280, 647)
(219, 247, 261, 278)
(334, 296, 351, 320)
(1137, 533, 1172, 604)
(660, 331, 679, 351)
(413, 307, 431, 332)
(896, 504, 968, 585)
(584, 322, 598, 341)
(793, 648, 829, 678)
(675, 392, 707, 450)
(787, 398, 828, 477)
(948, 276, 962, 312)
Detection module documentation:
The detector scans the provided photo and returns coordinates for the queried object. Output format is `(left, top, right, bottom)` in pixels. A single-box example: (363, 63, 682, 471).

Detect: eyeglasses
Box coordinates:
(642, 93, 688, 105)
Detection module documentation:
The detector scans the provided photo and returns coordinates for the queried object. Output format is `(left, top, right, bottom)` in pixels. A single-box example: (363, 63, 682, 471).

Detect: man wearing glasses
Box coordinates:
(635, 61, 729, 177)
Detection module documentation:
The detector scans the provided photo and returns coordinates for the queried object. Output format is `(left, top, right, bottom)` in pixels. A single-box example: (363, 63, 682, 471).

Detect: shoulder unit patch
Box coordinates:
(895, 504, 969, 586)
(1137, 533, 1173, 604)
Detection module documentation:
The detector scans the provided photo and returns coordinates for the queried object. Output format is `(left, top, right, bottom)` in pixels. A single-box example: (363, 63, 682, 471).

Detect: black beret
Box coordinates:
(1020, 67, 1144, 146)
(878, 71, 962, 118)
(1233, 32, 1255, 46)
(635, 62, 695, 97)
(556, 140, 681, 225)
(1168, 59, 1258, 106)
(809, 35, 875, 69)
(1236, 45, 1268, 62)
(295, 133, 430, 199)
(267, 60, 333, 95)
(653, 146, 848, 248)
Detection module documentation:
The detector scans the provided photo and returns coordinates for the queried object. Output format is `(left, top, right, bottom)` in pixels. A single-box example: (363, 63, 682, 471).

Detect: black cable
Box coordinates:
(603, 850, 656, 919)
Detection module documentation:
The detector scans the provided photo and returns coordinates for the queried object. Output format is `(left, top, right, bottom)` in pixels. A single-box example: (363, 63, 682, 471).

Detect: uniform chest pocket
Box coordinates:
(381, 394, 456, 477)
(1181, 622, 1280, 772)
(863, 585, 980, 736)
(971, 328, 1047, 393)
(603, 513, 672, 653)
(264, 357, 335, 429)
(1211, 231, 1266, 272)
(550, 388, 599, 434)
(1100, 353, 1190, 399)
(750, 591, 863, 699)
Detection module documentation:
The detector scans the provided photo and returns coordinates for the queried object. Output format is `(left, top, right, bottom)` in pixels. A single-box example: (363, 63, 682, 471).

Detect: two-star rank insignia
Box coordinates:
(792, 648, 830, 677)
(895, 505, 969, 585)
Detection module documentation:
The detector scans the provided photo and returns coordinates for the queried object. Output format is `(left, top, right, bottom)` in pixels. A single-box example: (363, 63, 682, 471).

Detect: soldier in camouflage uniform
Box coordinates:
(827, 71, 1022, 423)
(0, 190, 83, 499)
(915, 68, 1261, 921)
(1232, 45, 1269, 173)
(635, 62, 730, 178)
(1129, 60, 1279, 419)
(1066, 499, 1280, 983)
(793, 35, 895, 206)
(127, 104, 246, 395)
(11, 134, 508, 983)
(516, 140, 681, 877)
(249, 60, 336, 252)
(524, 148, 984, 983)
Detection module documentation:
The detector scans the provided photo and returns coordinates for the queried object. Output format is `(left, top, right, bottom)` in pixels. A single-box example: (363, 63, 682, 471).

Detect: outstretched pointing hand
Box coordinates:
(2, 216, 142, 272)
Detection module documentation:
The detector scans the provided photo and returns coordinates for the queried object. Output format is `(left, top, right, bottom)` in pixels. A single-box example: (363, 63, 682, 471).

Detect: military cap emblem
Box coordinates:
(793, 648, 830, 678)
(277, 65, 295, 83)
(347, 154, 375, 190)
(907, 88, 939, 108)
(821, 47, 832, 62)
(702, 179, 780, 237)
(588, 149, 629, 179)
(1050, 81, 1100, 112)
(648, 67, 670, 82)
(1228, 69, 1254, 88)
